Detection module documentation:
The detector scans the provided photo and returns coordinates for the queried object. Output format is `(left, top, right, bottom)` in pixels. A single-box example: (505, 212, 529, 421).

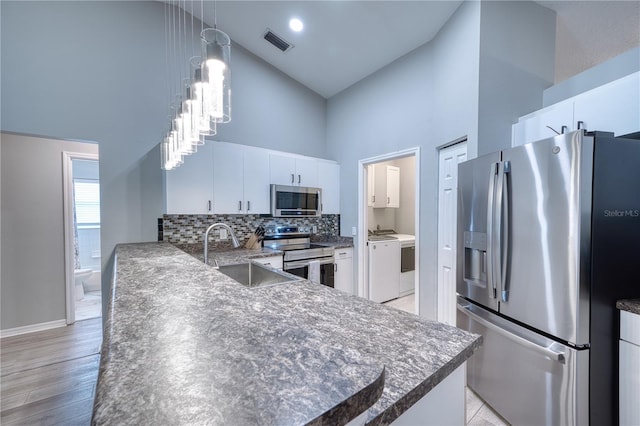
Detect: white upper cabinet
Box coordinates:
(212, 142, 270, 214)
(512, 100, 574, 146)
(270, 153, 318, 187)
(165, 142, 214, 214)
(317, 161, 340, 214)
(512, 72, 640, 147)
(572, 72, 640, 137)
(242, 148, 271, 214)
(372, 164, 400, 208)
(165, 143, 337, 215)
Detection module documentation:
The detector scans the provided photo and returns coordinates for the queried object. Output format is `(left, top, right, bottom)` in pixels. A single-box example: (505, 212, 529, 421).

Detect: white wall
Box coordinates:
(1, 133, 99, 329)
(327, 1, 482, 320)
(1, 1, 326, 326)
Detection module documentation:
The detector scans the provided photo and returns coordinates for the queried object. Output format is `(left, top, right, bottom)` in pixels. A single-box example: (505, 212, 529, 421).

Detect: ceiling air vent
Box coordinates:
(263, 29, 293, 52)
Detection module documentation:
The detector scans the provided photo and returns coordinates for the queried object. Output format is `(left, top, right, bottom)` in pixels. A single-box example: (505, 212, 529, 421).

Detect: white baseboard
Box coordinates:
(0, 319, 67, 339)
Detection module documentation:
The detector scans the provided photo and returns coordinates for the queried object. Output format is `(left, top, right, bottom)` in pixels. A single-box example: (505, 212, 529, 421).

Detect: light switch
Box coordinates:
(352, 226, 357, 236)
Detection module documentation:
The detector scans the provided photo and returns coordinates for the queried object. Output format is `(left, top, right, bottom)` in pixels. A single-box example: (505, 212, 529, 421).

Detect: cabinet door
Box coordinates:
(269, 153, 296, 185)
(165, 142, 214, 214)
(317, 161, 340, 214)
(368, 241, 400, 303)
(212, 142, 244, 214)
(573, 72, 640, 136)
(294, 157, 318, 187)
(386, 166, 400, 208)
(334, 248, 353, 294)
(243, 148, 271, 214)
(620, 339, 640, 426)
(372, 164, 388, 208)
(367, 165, 375, 207)
(512, 100, 574, 147)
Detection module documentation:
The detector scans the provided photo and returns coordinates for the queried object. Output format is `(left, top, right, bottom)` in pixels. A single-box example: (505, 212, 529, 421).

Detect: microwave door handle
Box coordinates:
(500, 161, 511, 302)
(291, 174, 295, 184)
(486, 163, 498, 300)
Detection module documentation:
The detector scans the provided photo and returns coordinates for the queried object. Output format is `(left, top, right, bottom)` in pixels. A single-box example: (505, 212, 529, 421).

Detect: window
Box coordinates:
(74, 179, 100, 225)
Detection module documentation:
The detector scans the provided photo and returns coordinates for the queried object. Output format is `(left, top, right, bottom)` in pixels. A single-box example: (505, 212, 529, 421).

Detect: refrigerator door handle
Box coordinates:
(486, 163, 499, 299)
(500, 161, 511, 302)
(457, 302, 565, 363)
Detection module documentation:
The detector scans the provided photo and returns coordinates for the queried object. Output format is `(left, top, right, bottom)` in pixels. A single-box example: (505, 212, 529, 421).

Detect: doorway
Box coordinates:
(63, 152, 101, 323)
(436, 139, 467, 325)
(358, 148, 420, 315)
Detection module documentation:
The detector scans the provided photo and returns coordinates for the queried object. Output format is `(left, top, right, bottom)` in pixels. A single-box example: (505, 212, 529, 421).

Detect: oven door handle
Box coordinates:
(284, 257, 335, 270)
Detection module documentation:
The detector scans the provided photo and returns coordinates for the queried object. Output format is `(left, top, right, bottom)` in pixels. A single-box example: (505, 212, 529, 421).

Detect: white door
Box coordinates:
(165, 142, 214, 214)
(437, 141, 467, 325)
(386, 166, 400, 208)
(317, 161, 340, 214)
(243, 148, 271, 214)
(212, 142, 244, 213)
(294, 157, 318, 187)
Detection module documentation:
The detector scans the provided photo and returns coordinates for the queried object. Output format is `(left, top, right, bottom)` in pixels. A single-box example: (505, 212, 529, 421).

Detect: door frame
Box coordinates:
(436, 137, 467, 325)
(358, 147, 420, 314)
(62, 151, 99, 325)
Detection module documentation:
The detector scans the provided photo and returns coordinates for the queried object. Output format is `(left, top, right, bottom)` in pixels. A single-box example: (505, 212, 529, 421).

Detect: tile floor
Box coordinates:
(75, 291, 102, 321)
(383, 293, 510, 426)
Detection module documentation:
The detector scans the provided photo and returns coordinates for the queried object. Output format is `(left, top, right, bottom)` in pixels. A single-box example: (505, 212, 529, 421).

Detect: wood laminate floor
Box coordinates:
(0, 318, 102, 425)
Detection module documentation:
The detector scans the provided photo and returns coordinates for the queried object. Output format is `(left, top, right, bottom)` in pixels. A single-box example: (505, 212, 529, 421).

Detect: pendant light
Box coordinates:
(201, 1, 231, 123)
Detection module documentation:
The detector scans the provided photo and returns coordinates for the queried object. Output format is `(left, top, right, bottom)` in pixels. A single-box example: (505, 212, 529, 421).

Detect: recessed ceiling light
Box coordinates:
(289, 18, 304, 32)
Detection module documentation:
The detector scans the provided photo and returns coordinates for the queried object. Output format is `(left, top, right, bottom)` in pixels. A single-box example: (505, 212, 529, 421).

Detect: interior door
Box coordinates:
(437, 142, 467, 325)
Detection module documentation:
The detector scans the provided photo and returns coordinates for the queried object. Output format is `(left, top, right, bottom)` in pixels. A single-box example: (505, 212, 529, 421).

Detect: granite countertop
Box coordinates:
(94, 242, 481, 425)
(617, 299, 640, 315)
(311, 236, 354, 249)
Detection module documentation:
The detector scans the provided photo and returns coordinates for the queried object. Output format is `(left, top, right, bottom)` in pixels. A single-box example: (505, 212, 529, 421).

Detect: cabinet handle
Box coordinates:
(264, 262, 271, 266)
(334, 263, 337, 272)
(561, 125, 568, 134)
(339, 252, 347, 255)
(238, 201, 242, 211)
(577, 120, 584, 130)
(291, 173, 295, 184)
(298, 174, 301, 184)
(372, 195, 375, 203)
(208, 200, 212, 212)
(247, 201, 251, 211)
(387, 196, 390, 204)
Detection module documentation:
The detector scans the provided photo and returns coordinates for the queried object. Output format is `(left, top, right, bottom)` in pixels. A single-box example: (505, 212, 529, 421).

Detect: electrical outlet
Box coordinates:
(352, 226, 357, 236)
(219, 228, 228, 240)
(312, 225, 317, 233)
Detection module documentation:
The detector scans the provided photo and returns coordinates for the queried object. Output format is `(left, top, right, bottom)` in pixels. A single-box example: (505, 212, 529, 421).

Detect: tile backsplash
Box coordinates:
(162, 214, 340, 244)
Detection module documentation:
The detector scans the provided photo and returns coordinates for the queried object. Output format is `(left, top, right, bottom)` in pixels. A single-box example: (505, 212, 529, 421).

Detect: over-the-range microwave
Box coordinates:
(270, 184, 322, 217)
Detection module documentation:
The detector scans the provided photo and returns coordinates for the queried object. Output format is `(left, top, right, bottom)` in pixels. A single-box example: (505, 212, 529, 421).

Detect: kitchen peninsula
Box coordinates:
(92, 243, 481, 425)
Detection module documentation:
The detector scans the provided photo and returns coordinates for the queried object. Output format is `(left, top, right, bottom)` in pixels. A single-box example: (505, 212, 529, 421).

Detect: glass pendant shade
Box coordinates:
(201, 28, 231, 123)
(190, 57, 217, 136)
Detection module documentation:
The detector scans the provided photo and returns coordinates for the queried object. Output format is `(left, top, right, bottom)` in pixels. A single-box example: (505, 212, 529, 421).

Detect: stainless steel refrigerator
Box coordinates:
(456, 130, 640, 425)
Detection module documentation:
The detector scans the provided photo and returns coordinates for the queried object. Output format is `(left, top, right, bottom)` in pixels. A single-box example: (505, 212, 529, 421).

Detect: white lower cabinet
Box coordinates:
(334, 248, 353, 294)
(368, 240, 400, 303)
(252, 256, 283, 270)
(620, 310, 640, 426)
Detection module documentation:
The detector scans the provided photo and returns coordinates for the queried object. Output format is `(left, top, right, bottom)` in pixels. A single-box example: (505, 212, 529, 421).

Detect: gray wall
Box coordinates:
(1, 133, 98, 329)
(477, 1, 556, 155)
(326, 1, 482, 320)
(326, 1, 555, 320)
(1, 1, 326, 327)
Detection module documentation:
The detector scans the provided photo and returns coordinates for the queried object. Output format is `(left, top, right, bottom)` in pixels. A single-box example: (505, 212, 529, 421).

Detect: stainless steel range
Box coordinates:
(263, 226, 335, 287)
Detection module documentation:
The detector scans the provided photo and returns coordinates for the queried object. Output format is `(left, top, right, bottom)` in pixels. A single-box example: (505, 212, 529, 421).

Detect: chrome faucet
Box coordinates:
(203, 223, 240, 265)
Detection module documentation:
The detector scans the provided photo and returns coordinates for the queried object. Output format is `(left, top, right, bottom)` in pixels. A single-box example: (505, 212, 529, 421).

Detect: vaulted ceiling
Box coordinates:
(179, 1, 639, 98)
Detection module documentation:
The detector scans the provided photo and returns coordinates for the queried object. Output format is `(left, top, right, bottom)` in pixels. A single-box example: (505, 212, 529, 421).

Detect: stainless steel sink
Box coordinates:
(217, 262, 299, 288)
